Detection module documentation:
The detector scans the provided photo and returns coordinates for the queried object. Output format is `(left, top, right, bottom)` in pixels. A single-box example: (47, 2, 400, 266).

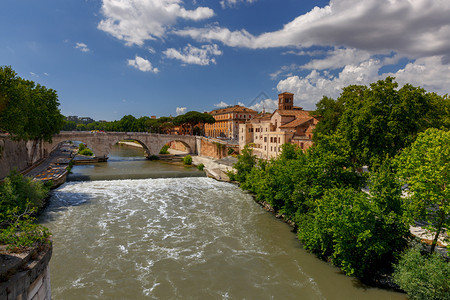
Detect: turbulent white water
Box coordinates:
(41, 177, 404, 299)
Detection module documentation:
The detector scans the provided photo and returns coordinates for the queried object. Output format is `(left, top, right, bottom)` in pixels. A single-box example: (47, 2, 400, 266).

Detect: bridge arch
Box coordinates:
(43, 132, 199, 160)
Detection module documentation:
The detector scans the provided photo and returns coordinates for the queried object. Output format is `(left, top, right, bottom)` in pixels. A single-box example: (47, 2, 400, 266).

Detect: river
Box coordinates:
(39, 144, 405, 299)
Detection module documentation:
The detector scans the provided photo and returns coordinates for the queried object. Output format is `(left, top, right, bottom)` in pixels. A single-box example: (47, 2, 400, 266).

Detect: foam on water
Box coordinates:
(41, 177, 404, 300)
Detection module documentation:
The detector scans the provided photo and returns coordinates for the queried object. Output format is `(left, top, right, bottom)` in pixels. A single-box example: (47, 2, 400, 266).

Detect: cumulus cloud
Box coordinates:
(214, 101, 230, 108)
(300, 48, 372, 70)
(176, 107, 187, 115)
(98, 0, 214, 46)
(387, 56, 450, 95)
(75, 42, 90, 52)
(164, 44, 222, 65)
(276, 54, 450, 109)
(176, 0, 450, 60)
(249, 98, 278, 113)
(128, 55, 159, 73)
(220, 0, 257, 9)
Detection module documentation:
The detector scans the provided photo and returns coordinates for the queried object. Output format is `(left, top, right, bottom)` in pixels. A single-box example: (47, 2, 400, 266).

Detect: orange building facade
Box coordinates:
(205, 105, 258, 141)
(239, 92, 318, 159)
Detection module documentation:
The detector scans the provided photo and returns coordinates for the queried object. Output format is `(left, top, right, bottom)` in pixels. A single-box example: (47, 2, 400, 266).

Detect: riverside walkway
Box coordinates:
(24, 143, 76, 187)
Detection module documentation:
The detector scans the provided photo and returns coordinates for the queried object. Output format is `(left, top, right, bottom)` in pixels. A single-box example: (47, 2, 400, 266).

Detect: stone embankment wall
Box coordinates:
(0, 245, 52, 300)
(0, 136, 44, 179)
(197, 138, 228, 159)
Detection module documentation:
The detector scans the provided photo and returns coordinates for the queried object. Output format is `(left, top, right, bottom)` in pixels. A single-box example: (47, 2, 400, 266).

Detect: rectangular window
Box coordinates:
(264, 137, 267, 142)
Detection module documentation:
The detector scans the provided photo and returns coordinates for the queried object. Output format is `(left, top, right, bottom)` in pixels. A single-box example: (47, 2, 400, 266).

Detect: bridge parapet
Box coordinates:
(43, 132, 199, 159)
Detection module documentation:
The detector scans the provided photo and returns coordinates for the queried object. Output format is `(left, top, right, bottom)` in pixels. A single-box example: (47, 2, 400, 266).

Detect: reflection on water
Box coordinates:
(40, 144, 405, 299)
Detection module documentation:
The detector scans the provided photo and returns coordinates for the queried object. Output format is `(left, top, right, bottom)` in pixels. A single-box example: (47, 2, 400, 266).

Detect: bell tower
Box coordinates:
(278, 92, 294, 110)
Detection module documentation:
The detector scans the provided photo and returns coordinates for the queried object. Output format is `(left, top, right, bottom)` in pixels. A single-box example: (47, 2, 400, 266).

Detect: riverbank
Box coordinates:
(192, 155, 236, 182)
(24, 143, 77, 189)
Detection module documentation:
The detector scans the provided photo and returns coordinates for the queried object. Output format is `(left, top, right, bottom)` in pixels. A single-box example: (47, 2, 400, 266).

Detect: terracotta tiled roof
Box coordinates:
(210, 105, 257, 115)
(252, 112, 271, 120)
(279, 117, 314, 128)
(273, 109, 313, 118)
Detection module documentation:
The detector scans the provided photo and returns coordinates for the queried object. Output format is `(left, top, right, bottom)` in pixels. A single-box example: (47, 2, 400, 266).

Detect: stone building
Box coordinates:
(239, 92, 318, 159)
(205, 105, 258, 141)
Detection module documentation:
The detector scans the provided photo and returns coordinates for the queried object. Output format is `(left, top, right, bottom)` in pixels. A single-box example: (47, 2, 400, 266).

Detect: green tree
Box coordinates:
(311, 95, 345, 142)
(395, 128, 450, 253)
(0, 66, 64, 142)
(338, 78, 435, 167)
(312, 77, 449, 169)
(298, 181, 408, 278)
(62, 120, 77, 131)
(230, 145, 257, 184)
(393, 245, 450, 300)
(173, 111, 215, 135)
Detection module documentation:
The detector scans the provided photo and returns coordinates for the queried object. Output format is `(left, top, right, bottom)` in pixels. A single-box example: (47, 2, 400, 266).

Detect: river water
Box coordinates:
(40, 144, 405, 299)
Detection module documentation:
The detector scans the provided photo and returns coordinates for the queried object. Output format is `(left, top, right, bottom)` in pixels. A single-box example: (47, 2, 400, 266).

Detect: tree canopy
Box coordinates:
(312, 77, 449, 168)
(395, 128, 449, 253)
(173, 111, 215, 135)
(0, 66, 64, 142)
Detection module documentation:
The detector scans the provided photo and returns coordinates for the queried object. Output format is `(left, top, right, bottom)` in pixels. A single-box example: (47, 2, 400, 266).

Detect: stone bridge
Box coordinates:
(42, 131, 200, 160)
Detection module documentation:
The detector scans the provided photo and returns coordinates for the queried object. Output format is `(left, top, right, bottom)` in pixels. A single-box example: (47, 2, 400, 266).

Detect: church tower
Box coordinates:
(278, 92, 294, 110)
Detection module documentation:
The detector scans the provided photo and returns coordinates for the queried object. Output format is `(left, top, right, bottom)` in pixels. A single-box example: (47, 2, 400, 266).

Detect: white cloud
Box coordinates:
(220, 0, 257, 9)
(164, 44, 222, 65)
(98, 0, 214, 46)
(300, 48, 372, 70)
(128, 55, 159, 73)
(388, 56, 450, 96)
(176, 107, 187, 115)
(214, 101, 230, 108)
(75, 42, 90, 52)
(249, 98, 278, 113)
(276, 55, 450, 110)
(270, 64, 299, 80)
(176, 0, 450, 60)
(29, 72, 38, 77)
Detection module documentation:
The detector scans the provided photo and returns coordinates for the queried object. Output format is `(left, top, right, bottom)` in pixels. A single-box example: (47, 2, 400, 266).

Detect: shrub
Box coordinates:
(159, 144, 170, 154)
(393, 245, 450, 300)
(79, 148, 93, 156)
(0, 172, 51, 251)
(183, 155, 192, 165)
(78, 143, 86, 151)
(197, 163, 204, 171)
(0, 207, 50, 251)
(227, 148, 234, 155)
(0, 171, 49, 225)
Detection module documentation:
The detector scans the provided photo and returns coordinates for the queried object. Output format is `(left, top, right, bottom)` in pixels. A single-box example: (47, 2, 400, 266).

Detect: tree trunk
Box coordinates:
(430, 210, 445, 254)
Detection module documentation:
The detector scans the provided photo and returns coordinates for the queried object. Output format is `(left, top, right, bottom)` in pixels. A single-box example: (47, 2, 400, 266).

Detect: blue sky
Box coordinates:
(1, 0, 449, 121)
